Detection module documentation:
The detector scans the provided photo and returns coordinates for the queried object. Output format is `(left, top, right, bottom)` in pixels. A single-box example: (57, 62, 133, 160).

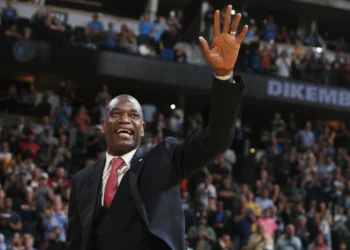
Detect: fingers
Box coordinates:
(230, 13, 242, 33)
(213, 10, 220, 36)
(236, 25, 249, 44)
(199, 36, 210, 59)
(223, 5, 232, 34)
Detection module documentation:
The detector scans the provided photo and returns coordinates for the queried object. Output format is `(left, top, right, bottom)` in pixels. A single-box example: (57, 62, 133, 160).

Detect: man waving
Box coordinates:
(67, 5, 248, 250)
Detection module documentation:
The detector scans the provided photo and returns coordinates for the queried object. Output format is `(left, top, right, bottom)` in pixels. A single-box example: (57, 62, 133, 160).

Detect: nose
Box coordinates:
(119, 113, 131, 123)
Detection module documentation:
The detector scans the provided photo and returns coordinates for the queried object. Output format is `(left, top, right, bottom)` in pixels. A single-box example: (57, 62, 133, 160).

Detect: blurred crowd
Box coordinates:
(183, 113, 350, 250)
(1, 1, 350, 86)
(0, 0, 188, 63)
(0, 80, 350, 250)
(202, 5, 350, 87)
(1, 1, 350, 250)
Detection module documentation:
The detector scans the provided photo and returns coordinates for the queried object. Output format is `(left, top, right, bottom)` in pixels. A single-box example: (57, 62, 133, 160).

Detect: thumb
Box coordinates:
(199, 36, 210, 59)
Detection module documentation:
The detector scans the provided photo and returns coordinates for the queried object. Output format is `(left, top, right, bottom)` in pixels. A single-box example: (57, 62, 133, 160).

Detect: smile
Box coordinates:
(115, 128, 132, 135)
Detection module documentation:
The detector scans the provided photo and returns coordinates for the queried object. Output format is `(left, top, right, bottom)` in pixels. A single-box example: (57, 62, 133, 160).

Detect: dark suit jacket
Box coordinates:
(66, 76, 245, 250)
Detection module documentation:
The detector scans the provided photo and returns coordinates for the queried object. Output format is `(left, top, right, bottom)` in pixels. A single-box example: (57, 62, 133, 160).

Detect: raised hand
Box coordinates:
(199, 5, 248, 76)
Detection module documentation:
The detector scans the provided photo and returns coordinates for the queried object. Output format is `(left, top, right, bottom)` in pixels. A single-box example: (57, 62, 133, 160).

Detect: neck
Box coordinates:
(107, 146, 137, 157)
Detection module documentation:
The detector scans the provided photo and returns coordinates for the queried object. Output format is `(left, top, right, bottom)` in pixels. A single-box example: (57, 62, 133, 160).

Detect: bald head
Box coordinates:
(105, 95, 143, 121)
(286, 224, 295, 238)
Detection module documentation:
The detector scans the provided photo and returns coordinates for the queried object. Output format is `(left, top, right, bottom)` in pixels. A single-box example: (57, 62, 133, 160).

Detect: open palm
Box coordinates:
(199, 5, 248, 76)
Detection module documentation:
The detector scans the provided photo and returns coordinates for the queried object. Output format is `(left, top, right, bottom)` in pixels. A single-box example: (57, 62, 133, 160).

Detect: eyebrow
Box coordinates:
(109, 108, 141, 114)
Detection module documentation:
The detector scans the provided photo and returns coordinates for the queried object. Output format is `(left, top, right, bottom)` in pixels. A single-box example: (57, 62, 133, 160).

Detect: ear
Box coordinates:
(141, 122, 146, 136)
(101, 119, 105, 133)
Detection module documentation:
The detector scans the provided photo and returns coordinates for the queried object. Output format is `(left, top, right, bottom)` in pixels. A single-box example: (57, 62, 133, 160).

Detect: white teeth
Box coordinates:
(116, 129, 131, 134)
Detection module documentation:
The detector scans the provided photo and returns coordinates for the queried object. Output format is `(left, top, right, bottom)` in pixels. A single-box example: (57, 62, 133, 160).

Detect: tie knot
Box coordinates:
(111, 158, 125, 171)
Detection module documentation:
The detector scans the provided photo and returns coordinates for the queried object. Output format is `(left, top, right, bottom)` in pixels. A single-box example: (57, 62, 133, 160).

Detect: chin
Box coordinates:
(114, 141, 137, 153)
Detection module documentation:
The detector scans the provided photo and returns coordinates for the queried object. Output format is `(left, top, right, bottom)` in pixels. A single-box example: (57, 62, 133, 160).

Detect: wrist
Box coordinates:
(214, 69, 233, 76)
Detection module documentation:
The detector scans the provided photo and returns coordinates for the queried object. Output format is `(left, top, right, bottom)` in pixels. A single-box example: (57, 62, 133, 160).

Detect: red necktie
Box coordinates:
(104, 158, 125, 208)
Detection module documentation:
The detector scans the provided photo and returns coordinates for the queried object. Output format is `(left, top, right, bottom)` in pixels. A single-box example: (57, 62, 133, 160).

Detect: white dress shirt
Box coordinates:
(101, 149, 137, 206)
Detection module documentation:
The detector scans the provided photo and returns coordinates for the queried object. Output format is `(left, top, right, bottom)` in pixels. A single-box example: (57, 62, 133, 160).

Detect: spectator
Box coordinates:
(2, 0, 17, 23)
(54, 99, 72, 128)
(197, 175, 217, 207)
(43, 226, 65, 250)
(86, 13, 104, 42)
(214, 234, 233, 250)
(23, 233, 38, 250)
(305, 31, 324, 48)
(138, 13, 154, 44)
(159, 25, 178, 61)
(95, 84, 111, 106)
(74, 105, 90, 147)
(217, 176, 235, 211)
(187, 215, 216, 250)
(307, 232, 329, 250)
(152, 16, 168, 42)
(265, 137, 283, 161)
(43, 197, 67, 243)
(275, 50, 291, 78)
(117, 24, 137, 53)
(232, 196, 254, 250)
(257, 208, 277, 238)
(337, 56, 350, 87)
(0, 234, 6, 250)
(247, 222, 274, 250)
(19, 133, 40, 161)
(264, 16, 278, 41)
(0, 197, 23, 247)
(258, 43, 275, 75)
(295, 216, 310, 249)
(296, 121, 315, 148)
(103, 22, 118, 49)
(275, 224, 302, 250)
(32, 7, 46, 23)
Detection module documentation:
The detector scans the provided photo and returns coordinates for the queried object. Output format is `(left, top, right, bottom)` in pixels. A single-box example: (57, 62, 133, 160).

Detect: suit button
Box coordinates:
(107, 214, 111, 218)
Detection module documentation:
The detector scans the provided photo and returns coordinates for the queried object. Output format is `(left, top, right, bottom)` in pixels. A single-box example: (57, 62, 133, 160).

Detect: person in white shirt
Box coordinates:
(275, 50, 291, 78)
(197, 175, 217, 207)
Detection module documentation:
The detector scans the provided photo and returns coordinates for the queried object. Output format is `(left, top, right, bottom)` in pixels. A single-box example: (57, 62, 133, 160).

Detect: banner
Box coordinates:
(266, 79, 350, 110)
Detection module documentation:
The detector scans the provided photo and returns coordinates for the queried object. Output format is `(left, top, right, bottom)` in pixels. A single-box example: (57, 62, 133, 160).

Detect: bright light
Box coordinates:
(170, 104, 176, 110)
(315, 47, 323, 53)
(250, 148, 256, 154)
(231, 9, 236, 15)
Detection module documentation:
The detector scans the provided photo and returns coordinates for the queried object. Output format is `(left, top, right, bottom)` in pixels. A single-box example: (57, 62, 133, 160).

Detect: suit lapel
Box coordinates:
(86, 158, 105, 228)
(129, 147, 150, 227)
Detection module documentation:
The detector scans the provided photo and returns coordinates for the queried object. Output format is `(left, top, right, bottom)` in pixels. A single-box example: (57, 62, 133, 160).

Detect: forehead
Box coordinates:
(108, 97, 142, 113)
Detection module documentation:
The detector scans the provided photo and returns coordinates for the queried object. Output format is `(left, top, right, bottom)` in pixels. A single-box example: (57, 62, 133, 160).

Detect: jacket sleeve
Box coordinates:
(169, 75, 244, 181)
(66, 176, 82, 250)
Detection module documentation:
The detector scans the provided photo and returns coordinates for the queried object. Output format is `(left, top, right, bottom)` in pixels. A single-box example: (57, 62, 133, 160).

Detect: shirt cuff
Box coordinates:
(214, 71, 235, 82)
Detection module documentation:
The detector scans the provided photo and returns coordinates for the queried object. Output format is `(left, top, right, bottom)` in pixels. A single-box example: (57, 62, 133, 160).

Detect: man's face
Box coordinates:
(144, 14, 150, 21)
(102, 96, 145, 156)
(286, 225, 294, 238)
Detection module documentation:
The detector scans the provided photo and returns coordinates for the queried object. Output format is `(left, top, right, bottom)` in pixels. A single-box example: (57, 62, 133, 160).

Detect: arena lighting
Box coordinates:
(250, 148, 256, 154)
(170, 104, 176, 110)
(314, 47, 323, 53)
(231, 9, 236, 15)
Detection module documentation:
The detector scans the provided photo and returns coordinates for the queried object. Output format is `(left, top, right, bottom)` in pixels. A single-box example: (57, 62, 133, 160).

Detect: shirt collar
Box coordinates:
(105, 148, 137, 169)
